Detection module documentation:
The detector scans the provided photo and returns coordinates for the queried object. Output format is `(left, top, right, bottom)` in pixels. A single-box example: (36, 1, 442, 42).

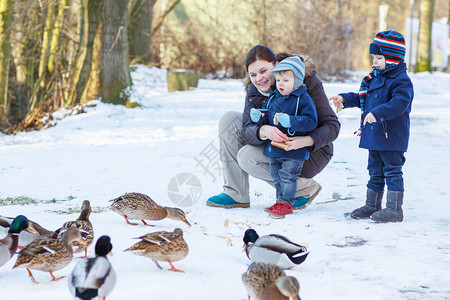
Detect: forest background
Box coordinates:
(0, 0, 447, 133)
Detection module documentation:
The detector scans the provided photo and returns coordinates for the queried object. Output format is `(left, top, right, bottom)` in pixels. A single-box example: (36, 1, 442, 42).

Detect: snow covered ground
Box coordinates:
(1, 66, 450, 299)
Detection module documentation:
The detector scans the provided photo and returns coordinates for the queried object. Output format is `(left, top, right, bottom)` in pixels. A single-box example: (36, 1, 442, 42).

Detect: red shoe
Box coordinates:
(270, 202, 293, 218)
(264, 202, 277, 213)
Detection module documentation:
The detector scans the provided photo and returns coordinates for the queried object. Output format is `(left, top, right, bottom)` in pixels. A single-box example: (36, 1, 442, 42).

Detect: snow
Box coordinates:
(1, 65, 450, 299)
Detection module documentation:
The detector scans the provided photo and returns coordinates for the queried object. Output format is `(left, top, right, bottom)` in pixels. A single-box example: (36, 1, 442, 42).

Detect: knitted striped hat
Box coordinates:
(369, 30, 406, 65)
(271, 55, 305, 90)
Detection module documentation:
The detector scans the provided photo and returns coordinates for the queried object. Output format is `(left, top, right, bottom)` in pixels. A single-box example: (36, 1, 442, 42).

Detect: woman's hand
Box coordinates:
(259, 125, 288, 142)
(284, 135, 314, 151)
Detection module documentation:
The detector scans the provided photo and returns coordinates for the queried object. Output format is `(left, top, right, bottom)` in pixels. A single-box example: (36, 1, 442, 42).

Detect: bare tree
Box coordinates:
(101, 0, 131, 105)
(128, 0, 156, 64)
(0, 0, 14, 128)
(415, 0, 435, 72)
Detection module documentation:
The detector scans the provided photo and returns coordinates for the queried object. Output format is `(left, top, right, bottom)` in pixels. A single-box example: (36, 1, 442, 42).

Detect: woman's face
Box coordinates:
(247, 59, 276, 93)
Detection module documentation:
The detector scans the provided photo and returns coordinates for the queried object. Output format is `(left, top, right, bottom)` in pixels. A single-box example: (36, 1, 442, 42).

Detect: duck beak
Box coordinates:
(183, 219, 191, 227)
(25, 225, 37, 233)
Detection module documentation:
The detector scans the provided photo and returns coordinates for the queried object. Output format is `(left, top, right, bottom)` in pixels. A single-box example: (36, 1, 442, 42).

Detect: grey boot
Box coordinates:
(351, 189, 383, 219)
(370, 190, 403, 223)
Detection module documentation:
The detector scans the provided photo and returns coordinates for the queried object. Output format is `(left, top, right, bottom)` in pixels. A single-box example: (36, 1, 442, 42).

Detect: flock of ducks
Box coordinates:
(1, 192, 307, 299)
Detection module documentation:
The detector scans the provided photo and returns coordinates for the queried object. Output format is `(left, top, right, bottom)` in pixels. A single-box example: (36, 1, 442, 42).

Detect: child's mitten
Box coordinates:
(275, 113, 291, 128)
(250, 108, 267, 123)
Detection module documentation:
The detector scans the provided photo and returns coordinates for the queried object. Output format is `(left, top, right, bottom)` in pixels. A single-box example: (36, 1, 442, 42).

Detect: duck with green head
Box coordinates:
(1, 215, 56, 249)
(0, 215, 35, 267)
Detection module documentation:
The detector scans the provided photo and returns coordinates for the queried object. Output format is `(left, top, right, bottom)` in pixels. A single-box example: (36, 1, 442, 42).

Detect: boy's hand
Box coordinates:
(363, 112, 377, 125)
(328, 95, 345, 111)
(274, 113, 291, 128)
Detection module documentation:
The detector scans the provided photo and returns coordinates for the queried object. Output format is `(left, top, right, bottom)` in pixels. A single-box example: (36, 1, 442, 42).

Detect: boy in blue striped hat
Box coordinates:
(329, 30, 414, 223)
(250, 55, 318, 218)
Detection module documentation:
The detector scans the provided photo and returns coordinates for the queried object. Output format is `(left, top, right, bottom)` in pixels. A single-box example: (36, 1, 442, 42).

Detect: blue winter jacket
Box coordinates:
(340, 62, 413, 152)
(258, 85, 318, 160)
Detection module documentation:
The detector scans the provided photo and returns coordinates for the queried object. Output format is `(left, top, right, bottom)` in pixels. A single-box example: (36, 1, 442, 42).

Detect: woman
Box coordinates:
(207, 45, 340, 210)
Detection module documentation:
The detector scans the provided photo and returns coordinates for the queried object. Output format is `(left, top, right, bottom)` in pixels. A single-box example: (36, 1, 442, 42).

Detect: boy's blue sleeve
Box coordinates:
(289, 94, 318, 132)
(340, 92, 360, 108)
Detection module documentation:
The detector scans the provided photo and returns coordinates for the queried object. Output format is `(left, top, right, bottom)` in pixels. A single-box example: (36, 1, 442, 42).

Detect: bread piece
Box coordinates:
(273, 113, 279, 125)
(271, 141, 290, 150)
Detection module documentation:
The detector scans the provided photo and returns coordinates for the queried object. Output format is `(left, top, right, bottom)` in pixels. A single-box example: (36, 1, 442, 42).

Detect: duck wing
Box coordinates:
(255, 234, 305, 253)
(137, 231, 174, 245)
(70, 257, 114, 290)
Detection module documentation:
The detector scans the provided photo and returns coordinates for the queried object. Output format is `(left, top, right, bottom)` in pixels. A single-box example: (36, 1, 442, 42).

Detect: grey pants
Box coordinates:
(219, 111, 321, 204)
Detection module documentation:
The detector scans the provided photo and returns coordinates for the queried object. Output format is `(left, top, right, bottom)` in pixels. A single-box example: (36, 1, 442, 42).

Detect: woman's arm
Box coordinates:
(241, 86, 288, 144)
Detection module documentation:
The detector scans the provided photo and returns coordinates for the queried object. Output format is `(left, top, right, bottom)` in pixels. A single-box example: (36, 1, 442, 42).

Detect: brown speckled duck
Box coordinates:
(13, 227, 86, 283)
(124, 228, 188, 272)
(109, 192, 191, 227)
(242, 262, 301, 300)
(56, 200, 94, 257)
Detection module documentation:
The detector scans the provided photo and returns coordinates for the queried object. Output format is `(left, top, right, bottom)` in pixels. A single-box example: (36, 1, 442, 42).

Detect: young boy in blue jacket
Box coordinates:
(329, 30, 414, 223)
(251, 56, 318, 218)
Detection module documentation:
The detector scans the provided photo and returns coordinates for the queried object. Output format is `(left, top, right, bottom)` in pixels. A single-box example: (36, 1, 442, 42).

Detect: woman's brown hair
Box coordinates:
(245, 45, 277, 71)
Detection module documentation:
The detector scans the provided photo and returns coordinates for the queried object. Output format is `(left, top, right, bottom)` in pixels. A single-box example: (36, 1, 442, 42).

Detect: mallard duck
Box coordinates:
(243, 229, 309, 269)
(242, 262, 301, 300)
(0, 215, 35, 267)
(68, 235, 116, 300)
(13, 227, 86, 283)
(56, 200, 94, 257)
(1, 215, 56, 249)
(109, 192, 191, 227)
(124, 228, 188, 272)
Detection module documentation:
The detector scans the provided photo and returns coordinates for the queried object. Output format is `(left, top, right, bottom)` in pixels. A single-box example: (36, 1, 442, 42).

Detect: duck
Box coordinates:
(56, 200, 94, 257)
(13, 227, 86, 283)
(0, 215, 35, 267)
(242, 262, 301, 300)
(124, 228, 188, 272)
(68, 235, 116, 300)
(1, 215, 57, 249)
(109, 192, 191, 227)
(243, 229, 309, 269)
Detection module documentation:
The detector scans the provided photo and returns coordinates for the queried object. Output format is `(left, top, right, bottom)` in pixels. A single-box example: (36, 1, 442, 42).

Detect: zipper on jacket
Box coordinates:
(382, 121, 388, 138)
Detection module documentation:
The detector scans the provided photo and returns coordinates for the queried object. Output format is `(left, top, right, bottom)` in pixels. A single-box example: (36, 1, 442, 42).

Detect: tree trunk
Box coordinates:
(37, 0, 55, 91)
(101, 0, 131, 105)
(48, 0, 67, 74)
(128, 0, 156, 64)
(415, 0, 435, 72)
(82, 5, 103, 104)
(10, 0, 29, 123)
(68, 0, 102, 105)
(0, 0, 13, 128)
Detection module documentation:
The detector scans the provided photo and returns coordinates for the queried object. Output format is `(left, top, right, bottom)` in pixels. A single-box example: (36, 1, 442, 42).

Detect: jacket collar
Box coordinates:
(248, 83, 276, 97)
(271, 84, 307, 99)
(381, 61, 407, 78)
